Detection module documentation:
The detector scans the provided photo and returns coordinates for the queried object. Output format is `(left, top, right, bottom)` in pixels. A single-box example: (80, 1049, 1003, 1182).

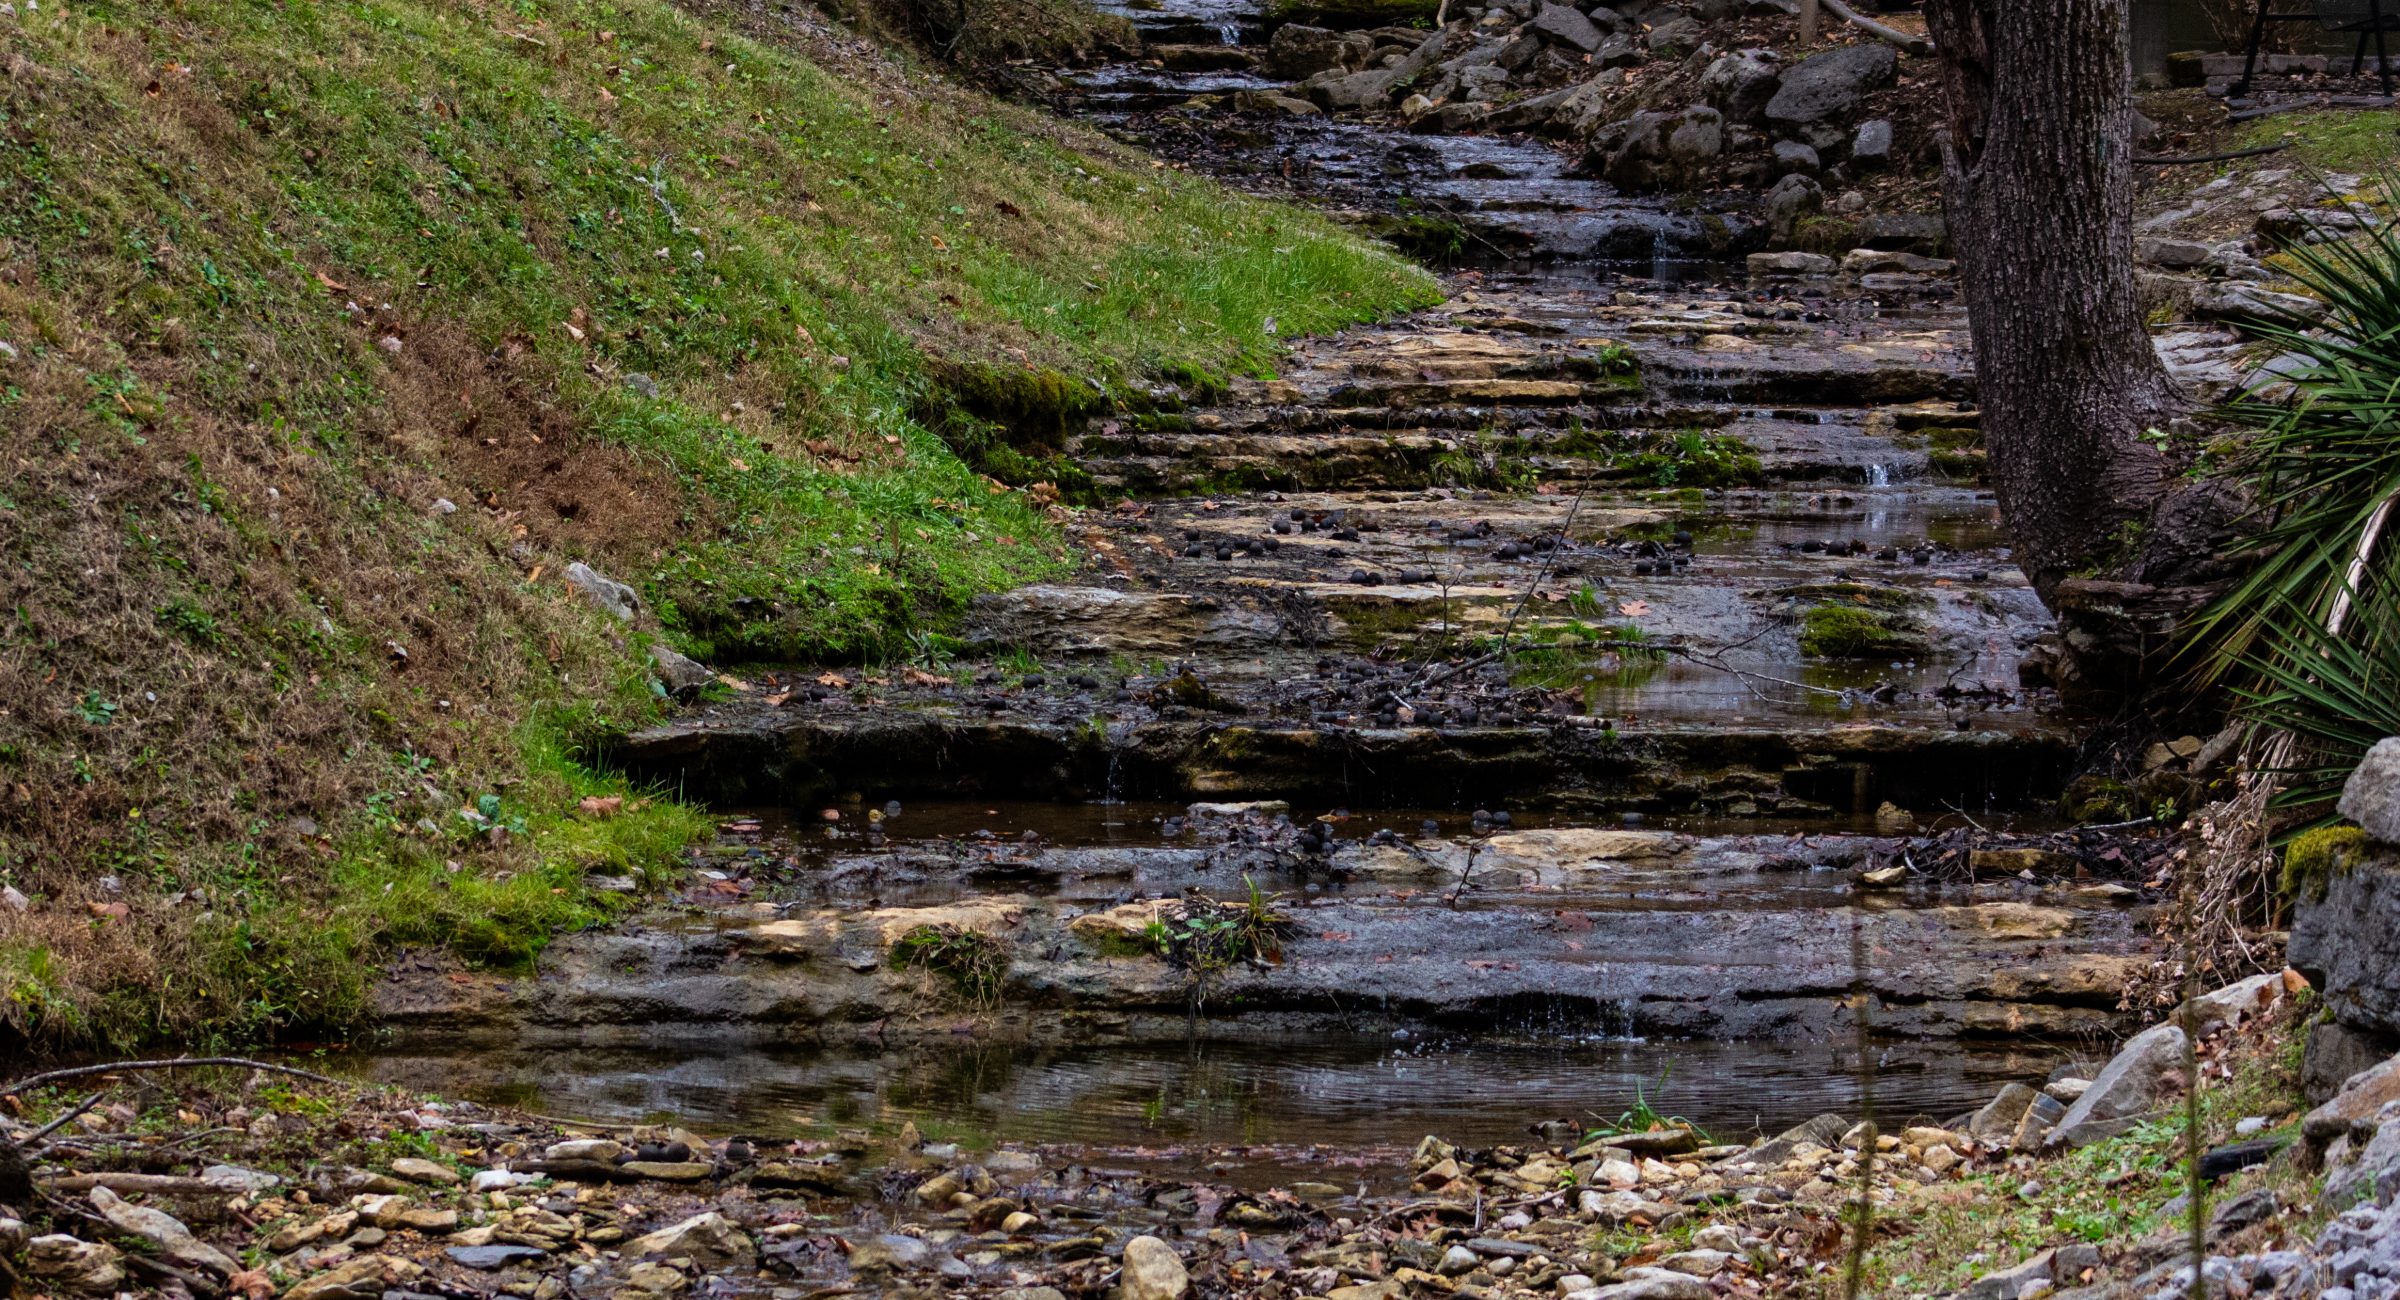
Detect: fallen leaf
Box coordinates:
(763, 691, 792, 707)
(1319, 931, 1352, 942)
(1618, 600, 1650, 617)
(815, 672, 850, 688)
(578, 795, 624, 818)
(899, 667, 948, 687)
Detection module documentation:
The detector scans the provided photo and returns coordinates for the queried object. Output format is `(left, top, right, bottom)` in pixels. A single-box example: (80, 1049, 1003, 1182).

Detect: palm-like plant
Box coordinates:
(2188, 177, 2400, 686)
(2238, 573, 2400, 814)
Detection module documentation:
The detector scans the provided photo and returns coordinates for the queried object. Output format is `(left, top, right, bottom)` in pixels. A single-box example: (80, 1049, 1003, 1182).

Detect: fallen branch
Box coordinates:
(41, 1172, 256, 1196)
(19, 1092, 106, 1146)
(1, 1057, 343, 1098)
(1763, 0, 1932, 54)
(2135, 142, 2290, 166)
(1659, 643, 1850, 699)
(1495, 486, 1593, 660)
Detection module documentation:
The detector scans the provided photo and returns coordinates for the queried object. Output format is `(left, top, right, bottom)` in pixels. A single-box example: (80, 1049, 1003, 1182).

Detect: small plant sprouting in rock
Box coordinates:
(1146, 876, 1297, 976)
(1583, 1068, 1709, 1145)
(891, 924, 1012, 1006)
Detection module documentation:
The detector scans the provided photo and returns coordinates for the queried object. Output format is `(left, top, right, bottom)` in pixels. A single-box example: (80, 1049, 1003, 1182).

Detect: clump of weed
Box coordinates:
(891, 924, 1013, 1006)
(1142, 877, 1296, 976)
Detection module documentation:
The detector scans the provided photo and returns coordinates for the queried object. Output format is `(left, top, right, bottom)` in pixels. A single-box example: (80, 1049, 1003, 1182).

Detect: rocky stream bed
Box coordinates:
(371, 0, 2246, 1283)
(23, 3, 2400, 1299)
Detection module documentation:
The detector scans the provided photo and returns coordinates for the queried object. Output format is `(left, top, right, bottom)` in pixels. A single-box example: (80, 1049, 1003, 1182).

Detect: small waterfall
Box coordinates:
(1101, 719, 1133, 805)
(1217, 20, 1239, 45)
(1865, 463, 1890, 487)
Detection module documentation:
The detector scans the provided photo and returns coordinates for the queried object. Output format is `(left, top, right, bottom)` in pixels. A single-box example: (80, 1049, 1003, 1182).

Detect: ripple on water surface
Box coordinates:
(342, 1034, 2063, 1181)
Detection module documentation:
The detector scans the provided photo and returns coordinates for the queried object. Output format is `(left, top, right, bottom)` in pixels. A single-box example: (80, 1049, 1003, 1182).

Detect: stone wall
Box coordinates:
(2292, 738, 2400, 1099)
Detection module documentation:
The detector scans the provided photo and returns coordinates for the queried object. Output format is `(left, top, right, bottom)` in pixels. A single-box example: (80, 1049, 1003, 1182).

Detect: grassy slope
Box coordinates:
(0, 0, 1436, 1047)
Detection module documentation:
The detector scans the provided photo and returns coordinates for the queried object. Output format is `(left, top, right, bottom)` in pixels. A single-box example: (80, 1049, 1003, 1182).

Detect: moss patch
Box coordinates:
(2282, 824, 2371, 903)
(2061, 775, 2138, 824)
(1799, 604, 1928, 659)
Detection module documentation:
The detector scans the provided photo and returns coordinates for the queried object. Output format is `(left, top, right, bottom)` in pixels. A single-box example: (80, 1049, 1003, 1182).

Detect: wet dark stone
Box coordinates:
(449, 1245, 549, 1270)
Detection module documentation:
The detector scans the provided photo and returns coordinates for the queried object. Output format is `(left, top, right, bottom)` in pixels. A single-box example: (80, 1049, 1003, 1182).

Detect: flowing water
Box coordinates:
(348, 0, 2139, 1182)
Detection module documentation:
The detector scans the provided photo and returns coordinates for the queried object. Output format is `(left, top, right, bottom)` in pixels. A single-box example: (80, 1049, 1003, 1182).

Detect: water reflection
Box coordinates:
(343, 1034, 2060, 1166)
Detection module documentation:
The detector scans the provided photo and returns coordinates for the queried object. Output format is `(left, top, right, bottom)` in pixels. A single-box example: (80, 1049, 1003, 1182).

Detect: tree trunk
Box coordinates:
(1920, 0, 2177, 603)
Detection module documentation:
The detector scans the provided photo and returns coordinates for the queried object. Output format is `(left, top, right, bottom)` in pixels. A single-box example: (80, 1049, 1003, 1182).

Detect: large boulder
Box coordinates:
(1594, 104, 1719, 189)
(2305, 1051, 2400, 1154)
(1764, 43, 1897, 128)
(565, 560, 640, 622)
(628, 1212, 755, 1268)
(2046, 1021, 2187, 1149)
(1764, 172, 1822, 240)
(1121, 1235, 1190, 1300)
(1549, 68, 1628, 138)
(1699, 48, 1780, 123)
(2294, 766, 2400, 1039)
(2306, 1021, 2400, 1104)
(2338, 737, 2400, 844)
(1645, 12, 1704, 53)
(1307, 67, 1400, 110)
(1664, 104, 1724, 166)
(1529, 2, 1605, 52)
(88, 1187, 238, 1277)
(1265, 24, 1372, 80)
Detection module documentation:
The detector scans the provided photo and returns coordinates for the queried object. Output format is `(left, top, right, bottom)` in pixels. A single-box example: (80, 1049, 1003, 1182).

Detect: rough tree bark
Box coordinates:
(1919, 0, 2177, 604)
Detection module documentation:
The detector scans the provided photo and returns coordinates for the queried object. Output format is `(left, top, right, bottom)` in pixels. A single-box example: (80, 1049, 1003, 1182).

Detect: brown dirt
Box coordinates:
(383, 322, 696, 559)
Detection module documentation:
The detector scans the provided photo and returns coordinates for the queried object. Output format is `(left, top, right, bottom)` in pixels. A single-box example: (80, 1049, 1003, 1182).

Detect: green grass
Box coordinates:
(2236, 110, 2400, 174)
(1858, 1000, 2315, 1297)
(891, 923, 1013, 1006)
(0, 0, 1434, 1049)
(1558, 428, 1763, 489)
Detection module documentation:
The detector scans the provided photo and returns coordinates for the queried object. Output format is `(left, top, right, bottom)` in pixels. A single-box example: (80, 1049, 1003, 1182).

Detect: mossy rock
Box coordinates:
(1331, 598, 1441, 650)
(2060, 774, 2136, 824)
(941, 362, 1111, 445)
(1770, 582, 1930, 612)
(1798, 603, 1928, 659)
(1264, 0, 1439, 28)
(1789, 216, 1862, 256)
(1928, 447, 1987, 482)
(2282, 825, 2370, 903)
(1356, 213, 1469, 267)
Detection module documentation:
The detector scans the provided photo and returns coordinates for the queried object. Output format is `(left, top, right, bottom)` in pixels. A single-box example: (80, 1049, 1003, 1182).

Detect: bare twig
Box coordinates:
(1659, 643, 1850, 699)
(2135, 143, 2291, 166)
(21, 1092, 106, 1145)
(1940, 800, 1988, 834)
(1496, 488, 1593, 660)
(2, 1057, 343, 1098)
(1763, 0, 1932, 53)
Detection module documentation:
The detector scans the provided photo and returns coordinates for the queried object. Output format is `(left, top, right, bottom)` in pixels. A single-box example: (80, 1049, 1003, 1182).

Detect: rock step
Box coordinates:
(380, 885, 2148, 1046)
(1076, 417, 1938, 492)
(614, 708, 2074, 817)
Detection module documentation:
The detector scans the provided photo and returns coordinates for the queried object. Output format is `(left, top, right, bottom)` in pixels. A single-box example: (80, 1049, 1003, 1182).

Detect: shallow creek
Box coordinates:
(350, 0, 2148, 1199)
